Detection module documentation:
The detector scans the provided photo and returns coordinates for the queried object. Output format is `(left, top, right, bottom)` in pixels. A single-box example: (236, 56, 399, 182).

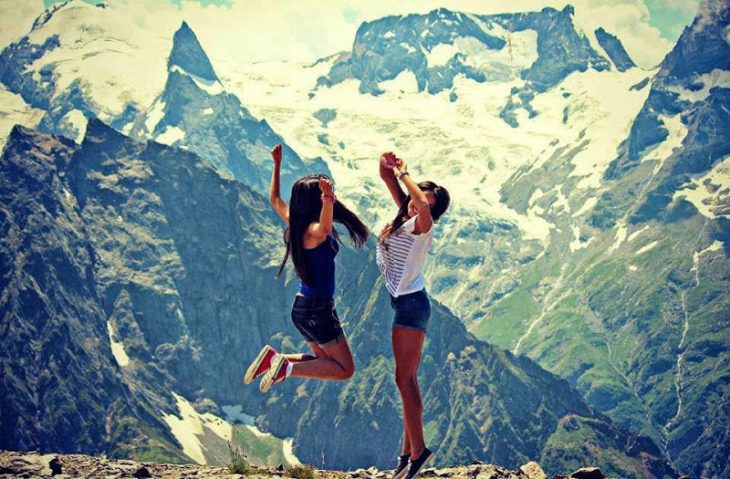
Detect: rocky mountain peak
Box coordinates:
(318, 4, 611, 127)
(30, 0, 70, 31)
(594, 27, 636, 71)
(168, 21, 219, 82)
(658, 0, 730, 82)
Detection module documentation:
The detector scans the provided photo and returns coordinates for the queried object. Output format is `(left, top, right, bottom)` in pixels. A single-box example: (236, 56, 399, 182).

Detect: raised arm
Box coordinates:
(269, 144, 289, 224)
(305, 178, 335, 243)
(379, 151, 407, 209)
(393, 160, 433, 234)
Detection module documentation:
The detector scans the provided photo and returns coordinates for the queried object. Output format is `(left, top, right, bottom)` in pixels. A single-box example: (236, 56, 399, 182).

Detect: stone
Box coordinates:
(49, 457, 63, 475)
(569, 468, 604, 479)
(134, 465, 152, 478)
(519, 462, 546, 479)
(349, 468, 370, 479)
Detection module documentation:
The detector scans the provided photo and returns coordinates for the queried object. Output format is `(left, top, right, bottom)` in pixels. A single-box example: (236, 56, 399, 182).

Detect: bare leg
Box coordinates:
(282, 353, 316, 362)
(392, 327, 426, 459)
(289, 336, 355, 380)
(401, 429, 410, 457)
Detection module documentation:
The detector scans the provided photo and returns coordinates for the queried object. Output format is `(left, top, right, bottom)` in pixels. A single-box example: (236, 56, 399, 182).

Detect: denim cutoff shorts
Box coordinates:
(291, 294, 345, 347)
(390, 289, 431, 332)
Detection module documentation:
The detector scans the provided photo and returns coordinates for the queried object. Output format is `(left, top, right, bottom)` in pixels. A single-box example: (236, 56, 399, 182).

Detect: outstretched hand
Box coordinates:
(271, 144, 283, 165)
(392, 157, 407, 177)
(380, 151, 398, 170)
(379, 151, 407, 208)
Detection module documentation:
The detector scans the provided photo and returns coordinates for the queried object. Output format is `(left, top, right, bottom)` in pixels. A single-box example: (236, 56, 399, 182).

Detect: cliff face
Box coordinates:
(0, 126, 127, 454)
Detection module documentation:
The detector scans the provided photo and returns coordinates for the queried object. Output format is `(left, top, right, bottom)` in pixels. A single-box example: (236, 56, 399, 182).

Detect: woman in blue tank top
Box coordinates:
(244, 144, 369, 393)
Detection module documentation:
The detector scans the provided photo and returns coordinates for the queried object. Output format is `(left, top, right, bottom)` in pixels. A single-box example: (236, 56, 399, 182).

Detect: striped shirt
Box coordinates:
(376, 215, 434, 297)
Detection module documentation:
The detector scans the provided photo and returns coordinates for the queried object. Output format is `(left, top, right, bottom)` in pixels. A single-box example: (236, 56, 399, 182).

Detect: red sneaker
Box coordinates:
(259, 354, 290, 393)
(243, 345, 277, 385)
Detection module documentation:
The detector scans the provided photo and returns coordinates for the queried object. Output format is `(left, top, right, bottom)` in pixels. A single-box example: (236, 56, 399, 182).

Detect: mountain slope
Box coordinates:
(0, 0, 173, 142)
(474, 2, 730, 477)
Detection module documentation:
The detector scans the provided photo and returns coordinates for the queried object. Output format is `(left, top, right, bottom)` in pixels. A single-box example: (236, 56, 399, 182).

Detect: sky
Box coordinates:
(0, 0, 701, 68)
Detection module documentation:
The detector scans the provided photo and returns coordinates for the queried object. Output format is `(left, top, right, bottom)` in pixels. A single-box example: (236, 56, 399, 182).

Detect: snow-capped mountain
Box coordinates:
(318, 6, 630, 128)
(0, 1, 173, 142)
(0, 0, 324, 196)
(130, 21, 329, 195)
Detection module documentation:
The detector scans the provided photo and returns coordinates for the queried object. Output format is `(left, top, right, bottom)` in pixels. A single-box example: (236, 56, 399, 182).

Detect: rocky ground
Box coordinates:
(0, 451, 614, 479)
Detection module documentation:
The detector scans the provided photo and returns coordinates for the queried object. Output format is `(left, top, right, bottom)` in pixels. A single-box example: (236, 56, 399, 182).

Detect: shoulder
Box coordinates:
(401, 216, 419, 234)
(404, 215, 434, 236)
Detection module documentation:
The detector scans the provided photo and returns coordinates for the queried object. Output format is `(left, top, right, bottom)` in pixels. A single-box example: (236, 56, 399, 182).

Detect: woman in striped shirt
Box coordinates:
(376, 152, 450, 479)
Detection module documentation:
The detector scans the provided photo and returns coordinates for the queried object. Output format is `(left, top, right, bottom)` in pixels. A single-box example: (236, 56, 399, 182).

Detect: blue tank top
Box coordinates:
(299, 234, 339, 299)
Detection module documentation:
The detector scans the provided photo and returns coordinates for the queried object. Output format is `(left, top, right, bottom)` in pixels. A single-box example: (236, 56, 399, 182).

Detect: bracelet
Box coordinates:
(396, 171, 409, 180)
(321, 193, 336, 204)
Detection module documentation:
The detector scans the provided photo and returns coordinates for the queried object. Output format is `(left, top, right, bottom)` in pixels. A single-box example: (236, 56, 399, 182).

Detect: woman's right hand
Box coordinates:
(319, 178, 335, 198)
(379, 151, 407, 209)
(271, 144, 283, 165)
(380, 151, 398, 170)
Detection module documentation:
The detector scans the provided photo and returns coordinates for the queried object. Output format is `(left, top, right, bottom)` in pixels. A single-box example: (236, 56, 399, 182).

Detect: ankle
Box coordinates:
(410, 447, 426, 460)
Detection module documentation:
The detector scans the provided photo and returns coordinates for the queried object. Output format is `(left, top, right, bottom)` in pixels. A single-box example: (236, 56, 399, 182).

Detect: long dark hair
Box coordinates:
(380, 181, 450, 239)
(276, 175, 369, 284)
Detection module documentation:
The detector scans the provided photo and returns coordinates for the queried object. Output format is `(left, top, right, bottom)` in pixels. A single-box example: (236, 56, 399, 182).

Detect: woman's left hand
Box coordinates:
(319, 178, 335, 202)
(392, 158, 408, 178)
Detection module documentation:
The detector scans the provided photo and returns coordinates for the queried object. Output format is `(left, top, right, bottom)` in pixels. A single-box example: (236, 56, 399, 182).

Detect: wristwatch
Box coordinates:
(396, 170, 409, 179)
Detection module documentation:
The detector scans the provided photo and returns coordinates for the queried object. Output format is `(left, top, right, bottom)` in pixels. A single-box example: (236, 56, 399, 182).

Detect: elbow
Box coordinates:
(414, 199, 430, 212)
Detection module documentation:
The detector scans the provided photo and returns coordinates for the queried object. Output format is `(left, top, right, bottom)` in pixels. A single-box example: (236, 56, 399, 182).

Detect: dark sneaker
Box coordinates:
(243, 344, 277, 385)
(404, 448, 433, 479)
(393, 454, 410, 479)
(259, 354, 289, 393)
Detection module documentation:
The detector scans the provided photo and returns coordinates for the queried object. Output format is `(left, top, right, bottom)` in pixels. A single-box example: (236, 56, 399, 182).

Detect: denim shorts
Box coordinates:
(291, 294, 345, 347)
(390, 289, 431, 332)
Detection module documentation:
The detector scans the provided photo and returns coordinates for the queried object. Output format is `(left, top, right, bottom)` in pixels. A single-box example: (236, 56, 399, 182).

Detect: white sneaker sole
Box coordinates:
(243, 344, 274, 385)
(259, 355, 286, 393)
(406, 450, 433, 479)
(393, 464, 409, 479)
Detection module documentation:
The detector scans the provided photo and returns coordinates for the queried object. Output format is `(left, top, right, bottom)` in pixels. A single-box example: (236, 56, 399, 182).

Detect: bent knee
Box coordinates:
(335, 364, 355, 380)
